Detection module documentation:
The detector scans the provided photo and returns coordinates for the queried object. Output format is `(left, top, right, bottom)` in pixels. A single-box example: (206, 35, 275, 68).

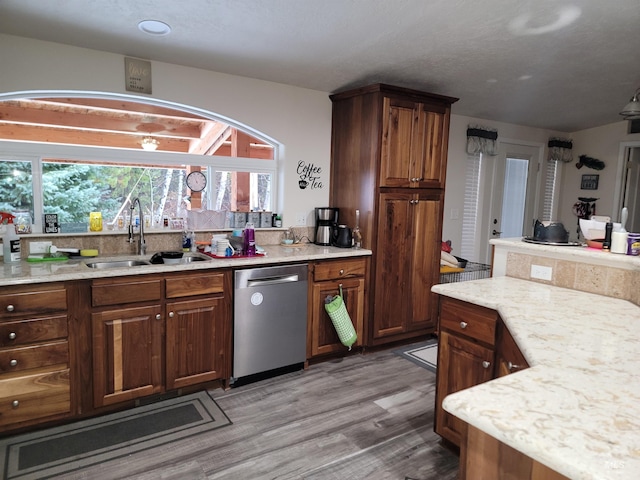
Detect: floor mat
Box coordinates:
(0, 390, 231, 480)
(394, 338, 438, 373)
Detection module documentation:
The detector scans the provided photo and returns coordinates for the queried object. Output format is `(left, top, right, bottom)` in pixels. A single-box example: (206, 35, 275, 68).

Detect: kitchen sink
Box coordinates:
(85, 259, 151, 269)
(181, 254, 210, 263)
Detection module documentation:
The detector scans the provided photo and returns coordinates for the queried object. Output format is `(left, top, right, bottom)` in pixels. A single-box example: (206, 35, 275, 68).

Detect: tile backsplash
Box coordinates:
(505, 252, 639, 305)
(20, 226, 315, 258)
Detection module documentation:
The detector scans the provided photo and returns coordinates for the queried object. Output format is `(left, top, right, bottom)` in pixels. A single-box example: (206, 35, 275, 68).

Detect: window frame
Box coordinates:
(0, 91, 280, 233)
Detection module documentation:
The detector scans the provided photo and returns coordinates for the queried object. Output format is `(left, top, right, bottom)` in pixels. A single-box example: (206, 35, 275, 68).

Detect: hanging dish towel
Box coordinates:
(324, 285, 357, 350)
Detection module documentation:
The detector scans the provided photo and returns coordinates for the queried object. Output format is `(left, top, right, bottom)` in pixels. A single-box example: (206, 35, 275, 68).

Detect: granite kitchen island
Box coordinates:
(432, 239, 640, 480)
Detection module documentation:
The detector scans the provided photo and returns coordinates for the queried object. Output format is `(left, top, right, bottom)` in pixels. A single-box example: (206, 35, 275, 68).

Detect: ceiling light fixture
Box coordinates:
(620, 88, 640, 120)
(138, 19, 172, 36)
(141, 137, 159, 151)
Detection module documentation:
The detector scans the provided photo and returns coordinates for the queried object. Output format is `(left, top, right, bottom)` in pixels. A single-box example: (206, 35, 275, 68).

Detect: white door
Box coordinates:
(482, 143, 541, 263)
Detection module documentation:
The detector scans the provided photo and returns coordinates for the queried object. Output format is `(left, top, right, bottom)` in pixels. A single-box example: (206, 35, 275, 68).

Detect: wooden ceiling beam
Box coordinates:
(0, 101, 203, 139)
(0, 124, 190, 152)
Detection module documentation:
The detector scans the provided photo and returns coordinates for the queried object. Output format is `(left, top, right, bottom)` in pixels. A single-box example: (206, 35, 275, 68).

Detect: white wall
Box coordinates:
(0, 34, 332, 228)
(442, 114, 565, 258)
(561, 122, 640, 227)
(2, 34, 638, 248)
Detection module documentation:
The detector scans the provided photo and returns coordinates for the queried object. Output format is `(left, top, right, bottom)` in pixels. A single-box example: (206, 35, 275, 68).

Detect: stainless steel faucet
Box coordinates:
(128, 197, 146, 255)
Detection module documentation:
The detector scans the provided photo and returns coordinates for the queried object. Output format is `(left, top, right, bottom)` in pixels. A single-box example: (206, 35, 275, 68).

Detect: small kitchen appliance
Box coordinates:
(315, 207, 339, 245)
(333, 225, 353, 248)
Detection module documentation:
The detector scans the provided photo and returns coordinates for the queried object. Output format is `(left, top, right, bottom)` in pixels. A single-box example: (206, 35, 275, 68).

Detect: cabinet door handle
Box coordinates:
(168, 311, 175, 318)
(482, 361, 491, 369)
(459, 321, 468, 329)
(339, 269, 344, 275)
(8, 332, 16, 340)
(155, 314, 161, 320)
(6, 304, 14, 312)
(9, 359, 17, 367)
(12, 400, 19, 408)
(507, 362, 521, 371)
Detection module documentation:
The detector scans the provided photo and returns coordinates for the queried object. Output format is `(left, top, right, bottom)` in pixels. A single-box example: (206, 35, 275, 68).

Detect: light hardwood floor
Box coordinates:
(57, 346, 460, 480)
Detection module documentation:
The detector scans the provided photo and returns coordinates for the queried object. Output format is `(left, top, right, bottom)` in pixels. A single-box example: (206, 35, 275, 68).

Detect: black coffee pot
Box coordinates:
(333, 224, 353, 248)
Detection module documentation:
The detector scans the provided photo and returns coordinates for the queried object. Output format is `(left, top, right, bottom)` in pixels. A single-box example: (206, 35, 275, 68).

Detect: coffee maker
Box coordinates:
(315, 207, 339, 245)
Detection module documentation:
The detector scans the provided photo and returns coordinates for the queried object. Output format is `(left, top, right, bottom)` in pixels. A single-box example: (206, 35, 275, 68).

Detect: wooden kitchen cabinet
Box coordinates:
(380, 96, 449, 189)
(308, 258, 367, 358)
(0, 283, 71, 430)
(495, 319, 529, 378)
(91, 271, 231, 408)
(165, 272, 231, 390)
(330, 84, 457, 347)
(91, 276, 163, 407)
(371, 190, 443, 340)
(435, 297, 498, 447)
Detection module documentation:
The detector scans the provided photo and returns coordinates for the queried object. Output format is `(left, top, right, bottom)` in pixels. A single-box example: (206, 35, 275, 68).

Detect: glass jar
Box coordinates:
(89, 212, 103, 232)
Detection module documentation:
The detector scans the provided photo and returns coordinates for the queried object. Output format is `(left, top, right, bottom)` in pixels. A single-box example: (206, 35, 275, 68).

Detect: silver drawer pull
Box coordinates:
(6, 304, 14, 312)
(459, 321, 468, 329)
(9, 359, 17, 367)
(482, 361, 491, 369)
(156, 314, 161, 320)
(12, 400, 19, 408)
(339, 269, 344, 275)
(8, 332, 16, 340)
(169, 311, 175, 318)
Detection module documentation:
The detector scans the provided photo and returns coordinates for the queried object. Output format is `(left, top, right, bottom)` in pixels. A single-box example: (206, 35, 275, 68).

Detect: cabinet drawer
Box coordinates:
(0, 315, 68, 347)
(0, 285, 67, 317)
(0, 341, 68, 374)
(92, 277, 162, 307)
(313, 258, 366, 282)
(439, 297, 498, 346)
(0, 367, 70, 427)
(166, 272, 225, 298)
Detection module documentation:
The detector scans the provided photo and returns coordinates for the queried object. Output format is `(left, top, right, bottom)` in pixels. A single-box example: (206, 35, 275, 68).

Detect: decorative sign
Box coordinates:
(581, 174, 599, 190)
(296, 161, 323, 190)
(43, 214, 59, 234)
(124, 57, 152, 94)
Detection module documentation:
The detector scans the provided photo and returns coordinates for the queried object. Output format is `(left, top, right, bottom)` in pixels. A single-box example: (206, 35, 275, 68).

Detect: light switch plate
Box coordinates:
(531, 264, 552, 281)
(295, 212, 307, 226)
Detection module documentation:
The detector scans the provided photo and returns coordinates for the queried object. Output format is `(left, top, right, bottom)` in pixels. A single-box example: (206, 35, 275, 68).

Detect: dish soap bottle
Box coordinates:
(243, 222, 256, 256)
(1, 212, 21, 263)
(353, 209, 362, 249)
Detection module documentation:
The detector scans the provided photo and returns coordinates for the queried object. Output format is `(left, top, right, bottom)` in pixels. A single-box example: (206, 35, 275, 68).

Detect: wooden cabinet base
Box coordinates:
(460, 425, 569, 480)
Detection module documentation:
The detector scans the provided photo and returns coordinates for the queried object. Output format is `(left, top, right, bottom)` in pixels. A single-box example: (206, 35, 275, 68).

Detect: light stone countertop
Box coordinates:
(432, 276, 640, 480)
(0, 244, 371, 287)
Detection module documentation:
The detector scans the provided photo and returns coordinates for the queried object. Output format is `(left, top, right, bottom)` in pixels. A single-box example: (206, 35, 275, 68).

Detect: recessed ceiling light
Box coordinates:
(138, 20, 172, 36)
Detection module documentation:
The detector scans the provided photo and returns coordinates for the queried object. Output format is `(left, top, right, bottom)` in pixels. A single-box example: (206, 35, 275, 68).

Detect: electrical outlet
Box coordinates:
(29, 241, 52, 254)
(295, 212, 307, 226)
(530, 264, 552, 281)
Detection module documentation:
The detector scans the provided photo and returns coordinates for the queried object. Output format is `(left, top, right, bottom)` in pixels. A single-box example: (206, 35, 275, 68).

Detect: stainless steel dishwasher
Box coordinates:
(232, 263, 308, 383)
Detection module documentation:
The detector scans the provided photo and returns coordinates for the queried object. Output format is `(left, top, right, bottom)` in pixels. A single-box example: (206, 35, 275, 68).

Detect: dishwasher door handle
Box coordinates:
(247, 274, 300, 287)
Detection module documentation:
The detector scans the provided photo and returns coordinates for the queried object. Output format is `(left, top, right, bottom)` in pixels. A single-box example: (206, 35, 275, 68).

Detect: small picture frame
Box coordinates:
(581, 174, 599, 190)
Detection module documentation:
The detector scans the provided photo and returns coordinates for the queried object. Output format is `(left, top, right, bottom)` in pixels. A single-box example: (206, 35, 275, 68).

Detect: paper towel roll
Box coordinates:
(611, 231, 628, 254)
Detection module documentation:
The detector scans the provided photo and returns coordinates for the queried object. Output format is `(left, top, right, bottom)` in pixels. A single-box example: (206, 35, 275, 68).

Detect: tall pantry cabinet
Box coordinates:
(329, 84, 457, 346)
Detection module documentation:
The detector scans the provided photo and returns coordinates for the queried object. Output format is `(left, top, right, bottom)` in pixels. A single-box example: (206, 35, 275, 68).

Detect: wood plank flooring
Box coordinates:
(54, 347, 460, 479)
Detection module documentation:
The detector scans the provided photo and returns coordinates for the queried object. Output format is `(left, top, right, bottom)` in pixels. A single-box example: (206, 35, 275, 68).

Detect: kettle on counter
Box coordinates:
(533, 220, 569, 243)
(333, 224, 353, 248)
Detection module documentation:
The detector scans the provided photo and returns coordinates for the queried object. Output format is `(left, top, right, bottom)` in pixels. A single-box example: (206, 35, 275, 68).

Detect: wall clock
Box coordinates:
(186, 171, 207, 192)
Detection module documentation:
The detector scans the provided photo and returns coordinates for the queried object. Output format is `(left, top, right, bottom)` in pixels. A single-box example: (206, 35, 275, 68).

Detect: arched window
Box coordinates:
(0, 92, 279, 232)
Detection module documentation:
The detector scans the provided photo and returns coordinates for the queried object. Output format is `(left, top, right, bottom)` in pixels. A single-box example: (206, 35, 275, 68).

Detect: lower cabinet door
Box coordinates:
(92, 305, 162, 407)
(310, 277, 364, 357)
(435, 331, 494, 447)
(165, 296, 227, 390)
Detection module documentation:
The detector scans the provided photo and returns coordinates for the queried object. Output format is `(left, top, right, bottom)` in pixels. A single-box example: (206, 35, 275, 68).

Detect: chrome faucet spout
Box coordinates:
(128, 197, 146, 255)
